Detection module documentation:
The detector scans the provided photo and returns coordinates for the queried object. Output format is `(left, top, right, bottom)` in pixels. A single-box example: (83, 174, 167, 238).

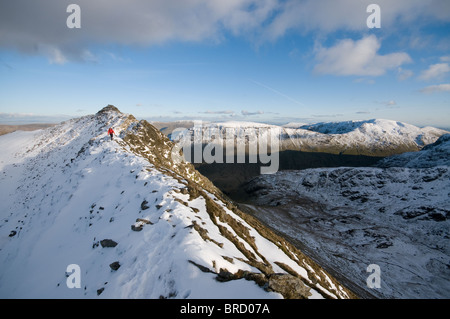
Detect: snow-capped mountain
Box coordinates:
(0, 105, 354, 299)
(242, 135, 450, 299)
(169, 119, 448, 158)
(293, 119, 448, 155)
(377, 133, 450, 168)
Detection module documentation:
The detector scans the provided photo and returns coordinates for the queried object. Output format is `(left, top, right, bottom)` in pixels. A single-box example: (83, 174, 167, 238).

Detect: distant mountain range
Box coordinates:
(157, 119, 448, 157)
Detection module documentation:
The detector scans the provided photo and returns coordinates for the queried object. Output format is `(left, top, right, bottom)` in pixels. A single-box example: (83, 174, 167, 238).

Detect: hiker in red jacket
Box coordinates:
(108, 127, 115, 140)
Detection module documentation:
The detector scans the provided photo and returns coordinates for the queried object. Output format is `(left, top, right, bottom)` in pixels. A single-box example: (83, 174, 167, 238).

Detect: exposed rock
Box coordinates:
(426, 212, 446, 222)
(244, 272, 268, 288)
(188, 260, 214, 273)
(131, 225, 143, 231)
(267, 273, 312, 299)
(109, 261, 120, 271)
(136, 218, 153, 225)
(376, 242, 393, 249)
(216, 268, 235, 282)
(97, 104, 121, 114)
(140, 200, 150, 210)
(100, 239, 118, 248)
(131, 218, 153, 231)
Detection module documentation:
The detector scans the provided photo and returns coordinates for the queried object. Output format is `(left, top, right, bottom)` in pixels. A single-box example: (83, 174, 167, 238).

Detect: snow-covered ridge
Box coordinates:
(378, 133, 450, 168)
(0, 106, 354, 299)
(299, 119, 412, 134)
(169, 119, 448, 157)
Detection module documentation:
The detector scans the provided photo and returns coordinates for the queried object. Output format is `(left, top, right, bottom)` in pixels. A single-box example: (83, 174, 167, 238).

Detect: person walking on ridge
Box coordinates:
(108, 127, 115, 141)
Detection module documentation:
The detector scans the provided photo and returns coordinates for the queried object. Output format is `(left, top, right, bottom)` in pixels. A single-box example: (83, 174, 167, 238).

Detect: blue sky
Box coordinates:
(0, 0, 449, 128)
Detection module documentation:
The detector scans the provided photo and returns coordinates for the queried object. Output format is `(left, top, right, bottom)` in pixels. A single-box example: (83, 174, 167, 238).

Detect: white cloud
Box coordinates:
(0, 112, 71, 123)
(419, 83, 450, 94)
(314, 35, 412, 76)
(80, 50, 98, 63)
(397, 67, 414, 81)
(353, 78, 375, 84)
(0, 112, 36, 118)
(385, 100, 397, 106)
(241, 110, 264, 116)
(312, 113, 344, 118)
(374, 100, 398, 108)
(38, 45, 68, 65)
(200, 110, 236, 115)
(1, 0, 449, 63)
(264, 0, 450, 40)
(419, 63, 450, 81)
(0, 0, 278, 61)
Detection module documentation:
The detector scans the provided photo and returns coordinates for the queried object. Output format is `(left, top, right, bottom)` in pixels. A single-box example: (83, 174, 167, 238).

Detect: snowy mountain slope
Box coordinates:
(242, 137, 450, 298)
(294, 119, 448, 155)
(0, 106, 354, 299)
(377, 133, 450, 168)
(169, 119, 448, 158)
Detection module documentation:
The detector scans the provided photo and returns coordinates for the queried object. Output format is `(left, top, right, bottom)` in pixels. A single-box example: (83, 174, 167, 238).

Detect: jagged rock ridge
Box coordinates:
(0, 105, 355, 299)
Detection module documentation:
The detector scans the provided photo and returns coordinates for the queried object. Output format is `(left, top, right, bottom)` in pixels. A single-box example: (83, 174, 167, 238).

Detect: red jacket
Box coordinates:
(108, 128, 115, 135)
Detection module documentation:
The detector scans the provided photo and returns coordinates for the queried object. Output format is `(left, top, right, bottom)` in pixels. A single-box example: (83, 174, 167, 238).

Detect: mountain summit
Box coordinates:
(97, 104, 122, 114)
(0, 106, 355, 299)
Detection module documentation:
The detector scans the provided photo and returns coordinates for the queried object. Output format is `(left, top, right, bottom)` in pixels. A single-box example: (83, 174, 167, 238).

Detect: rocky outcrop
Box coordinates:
(268, 274, 312, 299)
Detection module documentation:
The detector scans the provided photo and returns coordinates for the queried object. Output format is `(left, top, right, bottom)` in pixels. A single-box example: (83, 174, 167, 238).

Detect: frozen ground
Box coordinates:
(243, 134, 450, 298)
(0, 107, 352, 299)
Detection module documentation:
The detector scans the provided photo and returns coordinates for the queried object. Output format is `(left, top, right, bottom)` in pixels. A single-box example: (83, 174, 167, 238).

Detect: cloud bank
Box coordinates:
(1, 0, 449, 63)
(420, 83, 450, 94)
(419, 63, 450, 81)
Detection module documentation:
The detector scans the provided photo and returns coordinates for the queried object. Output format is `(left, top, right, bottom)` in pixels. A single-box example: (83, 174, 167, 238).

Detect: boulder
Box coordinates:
(131, 225, 143, 231)
(100, 239, 118, 248)
(267, 273, 312, 299)
(109, 261, 121, 271)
